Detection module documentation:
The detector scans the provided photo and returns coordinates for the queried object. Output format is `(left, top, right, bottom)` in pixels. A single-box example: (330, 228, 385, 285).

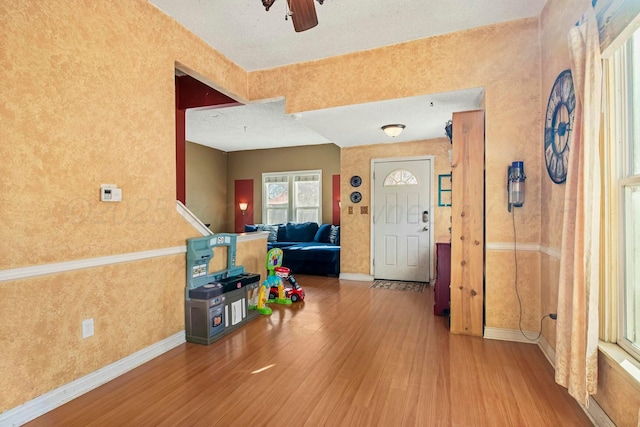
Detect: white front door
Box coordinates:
(373, 158, 432, 282)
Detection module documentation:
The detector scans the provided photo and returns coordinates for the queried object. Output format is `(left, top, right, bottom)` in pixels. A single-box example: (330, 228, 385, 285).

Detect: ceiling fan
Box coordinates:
(262, 0, 325, 32)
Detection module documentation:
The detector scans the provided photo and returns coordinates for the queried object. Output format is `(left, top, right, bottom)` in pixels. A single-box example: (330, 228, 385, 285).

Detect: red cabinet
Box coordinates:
(434, 237, 451, 316)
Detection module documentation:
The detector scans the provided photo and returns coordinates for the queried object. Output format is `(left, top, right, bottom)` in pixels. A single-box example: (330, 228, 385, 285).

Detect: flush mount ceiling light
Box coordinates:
(262, 0, 325, 32)
(381, 124, 406, 138)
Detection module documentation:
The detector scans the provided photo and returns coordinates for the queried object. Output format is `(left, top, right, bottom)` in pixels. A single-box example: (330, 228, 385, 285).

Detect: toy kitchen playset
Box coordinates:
(185, 234, 260, 345)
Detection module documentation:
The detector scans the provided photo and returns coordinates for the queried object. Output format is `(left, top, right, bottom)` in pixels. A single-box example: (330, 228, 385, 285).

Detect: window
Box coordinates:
(607, 27, 640, 359)
(383, 169, 418, 186)
(263, 170, 322, 224)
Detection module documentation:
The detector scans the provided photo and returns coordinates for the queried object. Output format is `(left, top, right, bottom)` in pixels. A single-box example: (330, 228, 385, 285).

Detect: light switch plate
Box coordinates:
(82, 318, 94, 338)
(100, 184, 122, 202)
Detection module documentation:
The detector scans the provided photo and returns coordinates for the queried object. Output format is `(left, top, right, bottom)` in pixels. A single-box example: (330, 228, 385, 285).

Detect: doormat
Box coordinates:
(370, 280, 427, 292)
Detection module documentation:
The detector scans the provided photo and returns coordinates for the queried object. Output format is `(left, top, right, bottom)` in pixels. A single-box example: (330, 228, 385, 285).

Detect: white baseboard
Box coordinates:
(483, 327, 539, 344)
(339, 273, 374, 282)
(585, 396, 616, 427)
(537, 335, 556, 367)
(0, 331, 186, 426)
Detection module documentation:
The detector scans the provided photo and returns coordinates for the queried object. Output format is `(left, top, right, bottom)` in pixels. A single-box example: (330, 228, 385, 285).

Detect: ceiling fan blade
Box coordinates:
(288, 0, 318, 32)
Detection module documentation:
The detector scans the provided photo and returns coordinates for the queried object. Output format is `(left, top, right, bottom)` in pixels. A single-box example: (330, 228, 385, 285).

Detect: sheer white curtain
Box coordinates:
(554, 5, 602, 406)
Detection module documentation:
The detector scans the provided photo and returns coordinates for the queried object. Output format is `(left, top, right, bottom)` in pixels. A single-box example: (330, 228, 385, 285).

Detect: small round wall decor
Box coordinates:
(350, 175, 362, 187)
(544, 69, 576, 184)
(350, 191, 362, 203)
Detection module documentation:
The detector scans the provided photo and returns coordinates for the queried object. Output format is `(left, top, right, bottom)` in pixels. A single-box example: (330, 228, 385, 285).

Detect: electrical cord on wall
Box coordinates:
(512, 208, 552, 341)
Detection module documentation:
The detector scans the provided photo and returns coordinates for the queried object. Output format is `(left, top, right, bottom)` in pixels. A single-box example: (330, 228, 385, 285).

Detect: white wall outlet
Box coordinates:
(82, 318, 94, 338)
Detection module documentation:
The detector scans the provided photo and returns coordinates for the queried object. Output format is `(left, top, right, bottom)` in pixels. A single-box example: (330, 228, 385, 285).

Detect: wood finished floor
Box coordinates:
(27, 275, 592, 426)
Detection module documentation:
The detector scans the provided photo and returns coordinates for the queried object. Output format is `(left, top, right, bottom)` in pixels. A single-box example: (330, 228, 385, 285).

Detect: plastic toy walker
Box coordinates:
(265, 248, 292, 306)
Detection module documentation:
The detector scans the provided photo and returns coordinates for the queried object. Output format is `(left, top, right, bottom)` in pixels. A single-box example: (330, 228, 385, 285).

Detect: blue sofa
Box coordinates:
(245, 222, 340, 276)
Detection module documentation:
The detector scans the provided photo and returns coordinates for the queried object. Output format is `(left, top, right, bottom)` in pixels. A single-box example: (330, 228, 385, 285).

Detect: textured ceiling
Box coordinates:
(188, 89, 485, 152)
(150, 0, 546, 72)
(150, 0, 545, 152)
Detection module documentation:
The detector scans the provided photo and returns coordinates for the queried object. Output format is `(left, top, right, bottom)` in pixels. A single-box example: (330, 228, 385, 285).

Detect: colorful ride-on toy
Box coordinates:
(268, 269, 305, 303)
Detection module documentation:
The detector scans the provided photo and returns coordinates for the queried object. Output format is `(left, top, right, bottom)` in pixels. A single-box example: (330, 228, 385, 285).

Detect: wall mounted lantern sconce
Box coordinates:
(381, 124, 405, 138)
(445, 120, 453, 144)
(239, 202, 248, 215)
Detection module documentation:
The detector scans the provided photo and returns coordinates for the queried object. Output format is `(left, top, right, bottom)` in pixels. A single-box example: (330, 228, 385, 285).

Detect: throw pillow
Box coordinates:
(314, 223, 332, 243)
(257, 224, 278, 242)
(277, 224, 287, 241)
(285, 222, 319, 242)
(329, 225, 340, 244)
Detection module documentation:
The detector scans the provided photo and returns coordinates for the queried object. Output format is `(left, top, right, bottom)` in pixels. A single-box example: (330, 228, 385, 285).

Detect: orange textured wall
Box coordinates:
(0, 256, 186, 411)
(1, 0, 248, 413)
(1, 1, 247, 269)
(539, 0, 587, 353)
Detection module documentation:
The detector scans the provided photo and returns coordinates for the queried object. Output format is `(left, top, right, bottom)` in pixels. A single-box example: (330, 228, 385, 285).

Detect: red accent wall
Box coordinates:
(235, 179, 254, 233)
(175, 108, 186, 204)
(332, 174, 340, 225)
(175, 75, 240, 110)
(174, 74, 242, 204)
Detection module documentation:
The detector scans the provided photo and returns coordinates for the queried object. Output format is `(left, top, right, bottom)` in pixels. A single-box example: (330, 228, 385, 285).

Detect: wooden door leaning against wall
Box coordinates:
(450, 110, 485, 336)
